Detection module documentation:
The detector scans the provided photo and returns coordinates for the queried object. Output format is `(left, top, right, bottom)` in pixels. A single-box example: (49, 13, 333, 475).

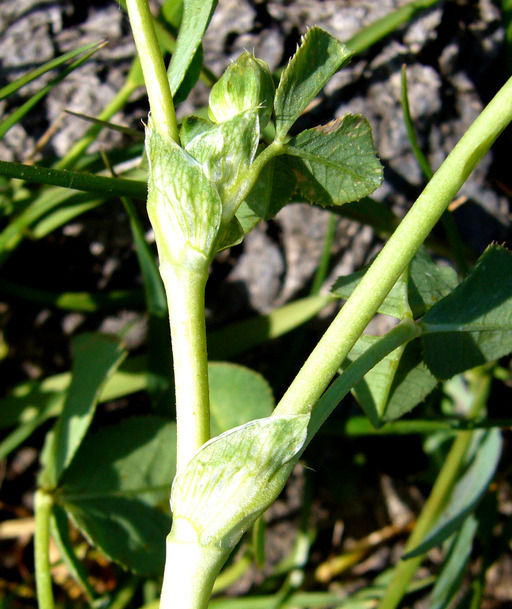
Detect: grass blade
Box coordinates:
(0, 41, 100, 102)
(347, 0, 441, 55)
(0, 43, 105, 140)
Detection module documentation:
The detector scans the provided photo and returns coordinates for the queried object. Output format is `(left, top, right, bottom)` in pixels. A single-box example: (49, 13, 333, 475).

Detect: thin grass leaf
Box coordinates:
(400, 64, 468, 273)
(0, 43, 105, 140)
(0, 41, 100, 102)
(502, 0, 512, 71)
(208, 294, 331, 359)
(30, 198, 105, 238)
(400, 64, 433, 181)
(346, 0, 442, 55)
(339, 416, 512, 436)
(428, 514, 478, 609)
(404, 428, 503, 558)
(0, 279, 143, 311)
(55, 59, 143, 170)
(64, 110, 143, 139)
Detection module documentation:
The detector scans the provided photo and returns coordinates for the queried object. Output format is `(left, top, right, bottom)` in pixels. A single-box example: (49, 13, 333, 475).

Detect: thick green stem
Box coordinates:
(126, 0, 179, 143)
(159, 262, 210, 472)
(160, 528, 227, 609)
(34, 489, 55, 609)
(377, 371, 492, 609)
(274, 76, 512, 418)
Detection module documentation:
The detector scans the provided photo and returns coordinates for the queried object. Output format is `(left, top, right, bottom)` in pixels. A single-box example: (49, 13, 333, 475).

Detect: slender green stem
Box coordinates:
(126, 0, 179, 143)
(274, 76, 512, 418)
(376, 371, 492, 609)
(159, 262, 210, 472)
(34, 489, 55, 609)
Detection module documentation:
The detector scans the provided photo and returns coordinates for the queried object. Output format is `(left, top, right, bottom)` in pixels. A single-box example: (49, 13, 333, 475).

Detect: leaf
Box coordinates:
(274, 27, 353, 140)
(284, 115, 383, 207)
(173, 44, 204, 105)
(343, 336, 438, 428)
(407, 248, 459, 317)
(422, 245, 512, 379)
(167, 0, 218, 96)
(171, 415, 309, 549)
(59, 416, 176, 576)
(428, 514, 478, 609)
(333, 247, 458, 319)
(240, 155, 298, 225)
(215, 215, 245, 252)
(209, 363, 274, 437)
(50, 505, 97, 602)
(404, 428, 502, 558)
(63, 497, 170, 577)
(41, 334, 126, 486)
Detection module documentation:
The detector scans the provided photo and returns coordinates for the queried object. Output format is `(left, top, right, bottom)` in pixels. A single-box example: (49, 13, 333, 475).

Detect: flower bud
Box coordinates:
(208, 52, 275, 128)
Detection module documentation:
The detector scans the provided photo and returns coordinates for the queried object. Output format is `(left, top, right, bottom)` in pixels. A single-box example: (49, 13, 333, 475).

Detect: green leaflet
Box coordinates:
(274, 27, 353, 140)
(343, 336, 437, 428)
(284, 115, 383, 206)
(59, 416, 176, 576)
(422, 245, 512, 378)
(146, 124, 221, 264)
(171, 415, 309, 550)
(208, 362, 274, 438)
(167, 0, 217, 96)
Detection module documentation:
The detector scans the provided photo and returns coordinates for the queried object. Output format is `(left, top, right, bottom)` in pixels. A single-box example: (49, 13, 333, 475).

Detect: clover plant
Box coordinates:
(120, 1, 512, 607)
(1, 1, 512, 608)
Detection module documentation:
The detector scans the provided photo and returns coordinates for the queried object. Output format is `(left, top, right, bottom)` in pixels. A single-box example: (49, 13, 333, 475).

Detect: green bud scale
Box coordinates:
(208, 52, 275, 128)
